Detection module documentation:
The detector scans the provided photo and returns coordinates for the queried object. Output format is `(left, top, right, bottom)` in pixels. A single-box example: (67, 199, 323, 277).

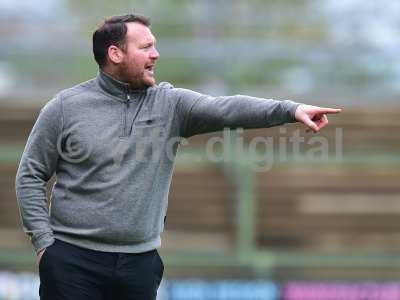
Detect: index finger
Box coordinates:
(317, 107, 342, 114)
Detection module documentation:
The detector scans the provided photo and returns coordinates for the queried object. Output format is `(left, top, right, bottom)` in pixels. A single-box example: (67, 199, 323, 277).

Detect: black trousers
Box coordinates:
(39, 239, 164, 300)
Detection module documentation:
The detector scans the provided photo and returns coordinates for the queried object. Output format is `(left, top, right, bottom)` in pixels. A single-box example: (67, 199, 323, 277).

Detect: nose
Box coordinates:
(150, 47, 160, 60)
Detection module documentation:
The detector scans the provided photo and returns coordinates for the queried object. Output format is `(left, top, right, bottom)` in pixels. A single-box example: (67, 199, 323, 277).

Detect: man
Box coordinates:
(15, 14, 341, 300)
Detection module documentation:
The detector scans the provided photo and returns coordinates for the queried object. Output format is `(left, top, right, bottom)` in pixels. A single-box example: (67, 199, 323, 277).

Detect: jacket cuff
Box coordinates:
(282, 100, 302, 123)
(32, 232, 55, 254)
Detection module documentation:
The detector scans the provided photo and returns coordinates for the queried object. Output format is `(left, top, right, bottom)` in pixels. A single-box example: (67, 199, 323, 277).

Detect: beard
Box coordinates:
(117, 60, 154, 89)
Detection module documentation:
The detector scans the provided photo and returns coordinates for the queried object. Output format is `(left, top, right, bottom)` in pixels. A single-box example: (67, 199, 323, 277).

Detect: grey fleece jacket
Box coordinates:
(15, 71, 300, 254)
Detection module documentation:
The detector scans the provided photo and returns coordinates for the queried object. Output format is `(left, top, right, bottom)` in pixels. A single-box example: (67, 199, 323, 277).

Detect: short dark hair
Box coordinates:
(92, 14, 151, 68)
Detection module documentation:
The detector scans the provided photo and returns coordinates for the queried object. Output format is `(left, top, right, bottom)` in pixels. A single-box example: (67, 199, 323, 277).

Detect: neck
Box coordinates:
(102, 66, 127, 83)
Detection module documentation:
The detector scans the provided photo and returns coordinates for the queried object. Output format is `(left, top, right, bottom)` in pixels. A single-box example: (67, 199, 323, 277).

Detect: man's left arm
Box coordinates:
(174, 88, 341, 138)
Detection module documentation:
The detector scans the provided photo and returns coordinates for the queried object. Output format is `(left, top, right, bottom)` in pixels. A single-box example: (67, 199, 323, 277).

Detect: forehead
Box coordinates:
(125, 22, 156, 44)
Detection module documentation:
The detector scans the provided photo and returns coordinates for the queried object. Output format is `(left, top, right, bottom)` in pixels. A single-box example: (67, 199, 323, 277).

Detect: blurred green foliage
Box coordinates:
(1, 0, 398, 100)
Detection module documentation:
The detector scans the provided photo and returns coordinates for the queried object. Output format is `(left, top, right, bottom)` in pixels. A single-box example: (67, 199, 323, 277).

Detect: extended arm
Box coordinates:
(174, 88, 301, 138)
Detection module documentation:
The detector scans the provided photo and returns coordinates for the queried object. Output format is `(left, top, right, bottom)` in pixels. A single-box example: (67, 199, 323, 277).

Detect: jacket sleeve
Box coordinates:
(174, 88, 301, 138)
(15, 96, 63, 253)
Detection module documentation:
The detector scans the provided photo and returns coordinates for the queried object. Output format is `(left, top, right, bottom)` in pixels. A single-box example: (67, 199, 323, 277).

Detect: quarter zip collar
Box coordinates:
(96, 70, 148, 101)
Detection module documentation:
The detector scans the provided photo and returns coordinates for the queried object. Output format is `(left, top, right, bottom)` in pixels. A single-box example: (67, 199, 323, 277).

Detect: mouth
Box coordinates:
(145, 64, 155, 75)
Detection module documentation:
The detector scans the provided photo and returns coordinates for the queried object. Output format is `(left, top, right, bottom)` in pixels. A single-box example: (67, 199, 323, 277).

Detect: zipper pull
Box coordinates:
(126, 94, 131, 107)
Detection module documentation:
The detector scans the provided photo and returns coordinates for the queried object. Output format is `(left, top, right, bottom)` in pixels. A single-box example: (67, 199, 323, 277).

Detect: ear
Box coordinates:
(107, 45, 124, 64)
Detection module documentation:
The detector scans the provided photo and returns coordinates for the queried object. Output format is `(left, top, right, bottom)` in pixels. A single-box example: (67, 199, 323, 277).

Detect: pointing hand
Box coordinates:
(295, 104, 342, 133)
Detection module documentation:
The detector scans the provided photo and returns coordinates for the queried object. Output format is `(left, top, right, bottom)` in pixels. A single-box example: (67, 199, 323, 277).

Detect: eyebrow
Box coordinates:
(142, 39, 156, 47)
